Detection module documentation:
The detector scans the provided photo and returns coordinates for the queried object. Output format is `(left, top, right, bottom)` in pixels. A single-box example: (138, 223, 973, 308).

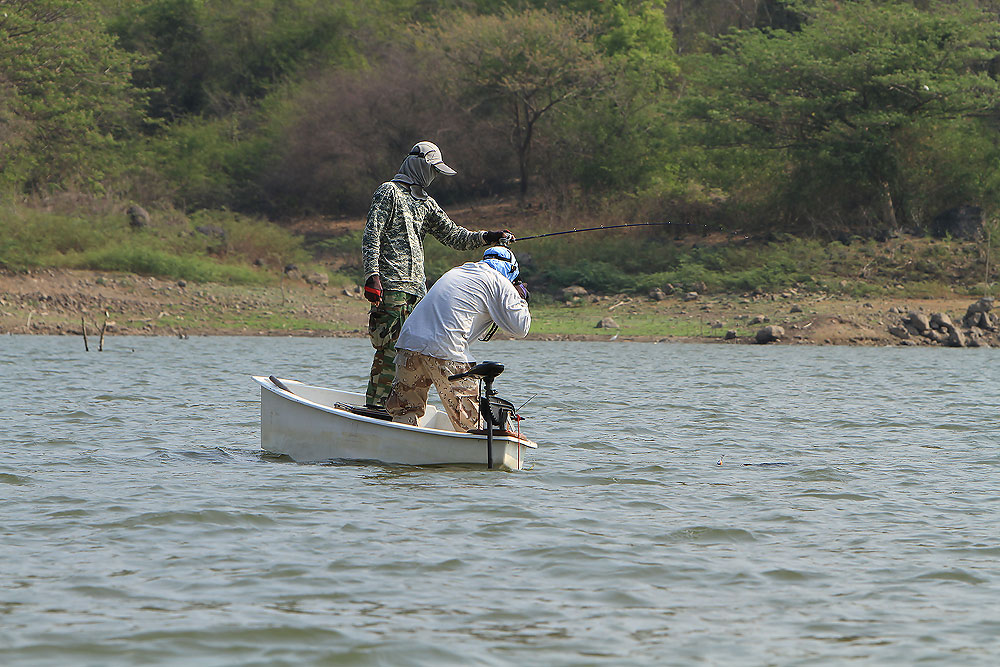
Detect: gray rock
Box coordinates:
(724, 330, 737, 340)
(596, 317, 620, 329)
(127, 205, 150, 229)
(755, 325, 784, 344)
(905, 311, 930, 332)
(946, 329, 967, 348)
(649, 288, 667, 301)
(964, 298, 996, 328)
(682, 291, 699, 302)
(923, 329, 947, 343)
(967, 297, 995, 313)
(195, 224, 227, 240)
(562, 285, 589, 301)
(888, 325, 910, 339)
(749, 315, 768, 325)
(304, 271, 329, 286)
(790, 304, 803, 313)
(930, 312, 955, 332)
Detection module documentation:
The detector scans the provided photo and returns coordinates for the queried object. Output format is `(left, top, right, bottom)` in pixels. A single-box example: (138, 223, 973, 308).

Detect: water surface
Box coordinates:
(2, 336, 999, 664)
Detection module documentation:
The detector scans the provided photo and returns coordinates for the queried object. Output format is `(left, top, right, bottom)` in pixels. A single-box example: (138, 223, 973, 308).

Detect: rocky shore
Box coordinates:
(1, 268, 995, 347)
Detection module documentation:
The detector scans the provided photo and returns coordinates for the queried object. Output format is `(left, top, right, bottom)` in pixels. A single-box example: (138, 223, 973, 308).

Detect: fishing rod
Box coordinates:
(514, 221, 745, 241)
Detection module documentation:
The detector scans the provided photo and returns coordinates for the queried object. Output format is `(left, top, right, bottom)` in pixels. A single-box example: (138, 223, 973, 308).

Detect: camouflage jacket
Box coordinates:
(363, 182, 487, 297)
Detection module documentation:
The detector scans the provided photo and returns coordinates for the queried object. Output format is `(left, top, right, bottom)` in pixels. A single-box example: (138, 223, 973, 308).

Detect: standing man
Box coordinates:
(362, 141, 513, 408)
(386, 246, 531, 431)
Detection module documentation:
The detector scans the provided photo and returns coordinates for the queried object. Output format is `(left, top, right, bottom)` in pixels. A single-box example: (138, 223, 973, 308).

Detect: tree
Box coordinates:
(109, 0, 364, 120)
(682, 0, 1000, 232)
(0, 0, 140, 192)
(424, 9, 612, 199)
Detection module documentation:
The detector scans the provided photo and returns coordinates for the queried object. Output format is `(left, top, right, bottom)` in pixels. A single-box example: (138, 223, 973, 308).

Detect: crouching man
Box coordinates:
(386, 246, 531, 431)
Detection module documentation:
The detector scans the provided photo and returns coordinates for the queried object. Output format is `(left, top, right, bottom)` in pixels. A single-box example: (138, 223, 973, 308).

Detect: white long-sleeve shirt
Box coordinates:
(395, 262, 531, 362)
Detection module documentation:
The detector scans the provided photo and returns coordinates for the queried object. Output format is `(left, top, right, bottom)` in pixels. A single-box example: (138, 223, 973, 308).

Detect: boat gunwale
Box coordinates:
(252, 376, 537, 448)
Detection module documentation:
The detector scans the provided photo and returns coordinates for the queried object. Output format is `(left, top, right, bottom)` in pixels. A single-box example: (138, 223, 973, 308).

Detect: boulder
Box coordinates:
(682, 291, 699, 302)
(562, 285, 589, 301)
(946, 329, 967, 348)
(724, 330, 737, 340)
(905, 311, 930, 333)
(964, 298, 996, 329)
(790, 304, 803, 313)
(929, 312, 955, 332)
(596, 317, 620, 329)
(755, 325, 784, 344)
(888, 325, 910, 340)
(649, 288, 667, 301)
(304, 271, 329, 286)
(195, 224, 227, 240)
(923, 329, 947, 344)
(127, 204, 150, 229)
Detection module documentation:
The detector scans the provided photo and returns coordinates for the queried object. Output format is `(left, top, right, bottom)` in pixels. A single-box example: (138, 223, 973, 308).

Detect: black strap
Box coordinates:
(479, 322, 499, 342)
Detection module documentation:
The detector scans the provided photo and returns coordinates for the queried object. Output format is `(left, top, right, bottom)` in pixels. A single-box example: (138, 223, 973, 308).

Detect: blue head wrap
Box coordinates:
(481, 246, 519, 282)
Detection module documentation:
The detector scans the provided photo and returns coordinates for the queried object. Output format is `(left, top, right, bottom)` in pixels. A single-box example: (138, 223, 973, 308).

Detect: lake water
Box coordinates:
(2, 335, 999, 665)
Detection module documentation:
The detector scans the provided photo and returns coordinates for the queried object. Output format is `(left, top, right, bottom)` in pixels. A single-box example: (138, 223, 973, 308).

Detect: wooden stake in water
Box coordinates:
(81, 316, 89, 352)
(99, 318, 107, 352)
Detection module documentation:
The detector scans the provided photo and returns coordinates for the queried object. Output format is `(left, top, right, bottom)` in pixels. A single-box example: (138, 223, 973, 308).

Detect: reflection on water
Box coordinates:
(1, 335, 999, 664)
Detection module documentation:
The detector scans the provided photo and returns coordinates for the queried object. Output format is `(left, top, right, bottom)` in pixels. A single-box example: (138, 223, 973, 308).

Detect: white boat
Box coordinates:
(252, 368, 537, 470)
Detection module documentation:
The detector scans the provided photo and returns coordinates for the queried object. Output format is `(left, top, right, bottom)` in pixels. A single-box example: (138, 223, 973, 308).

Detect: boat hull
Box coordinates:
(253, 376, 536, 470)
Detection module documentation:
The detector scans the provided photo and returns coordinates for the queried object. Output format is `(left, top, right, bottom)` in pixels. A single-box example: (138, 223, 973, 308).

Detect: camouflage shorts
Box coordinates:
(385, 350, 479, 431)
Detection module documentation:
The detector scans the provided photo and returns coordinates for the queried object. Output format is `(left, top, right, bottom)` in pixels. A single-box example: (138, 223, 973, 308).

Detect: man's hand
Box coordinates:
(484, 229, 515, 245)
(514, 280, 530, 302)
(364, 275, 383, 305)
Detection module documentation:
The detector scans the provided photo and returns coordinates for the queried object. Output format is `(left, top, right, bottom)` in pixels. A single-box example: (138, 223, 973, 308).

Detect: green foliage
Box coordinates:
(682, 0, 1000, 232)
(0, 0, 141, 193)
(425, 9, 613, 196)
(109, 0, 365, 119)
(0, 203, 306, 284)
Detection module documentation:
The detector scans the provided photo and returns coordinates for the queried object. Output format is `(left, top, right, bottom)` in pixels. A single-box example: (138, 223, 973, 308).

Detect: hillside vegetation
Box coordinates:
(1, 0, 1000, 297)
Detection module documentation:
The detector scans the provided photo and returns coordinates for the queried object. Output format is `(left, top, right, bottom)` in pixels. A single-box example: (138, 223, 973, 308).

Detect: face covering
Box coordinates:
(391, 155, 437, 200)
(481, 246, 519, 282)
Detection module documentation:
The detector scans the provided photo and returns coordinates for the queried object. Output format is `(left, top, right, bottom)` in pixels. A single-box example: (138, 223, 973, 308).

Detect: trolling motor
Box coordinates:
(449, 361, 516, 469)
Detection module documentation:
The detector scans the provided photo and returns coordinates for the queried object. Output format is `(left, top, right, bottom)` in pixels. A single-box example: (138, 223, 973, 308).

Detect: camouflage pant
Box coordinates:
(366, 291, 418, 406)
(385, 350, 480, 431)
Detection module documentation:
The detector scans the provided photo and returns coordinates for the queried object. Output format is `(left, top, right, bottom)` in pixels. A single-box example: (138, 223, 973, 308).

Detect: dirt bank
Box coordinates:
(3, 267, 990, 346)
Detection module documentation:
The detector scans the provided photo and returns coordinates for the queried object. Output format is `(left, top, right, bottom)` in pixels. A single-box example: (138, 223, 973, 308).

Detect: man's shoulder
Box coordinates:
(373, 181, 403, 197)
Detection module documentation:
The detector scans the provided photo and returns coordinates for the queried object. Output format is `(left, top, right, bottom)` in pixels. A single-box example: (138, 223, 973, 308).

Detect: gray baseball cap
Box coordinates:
(409, 141, 457, 175)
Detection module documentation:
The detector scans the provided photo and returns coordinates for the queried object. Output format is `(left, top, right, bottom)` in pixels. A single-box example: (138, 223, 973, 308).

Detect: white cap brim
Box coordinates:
(432, 161, 456, 175)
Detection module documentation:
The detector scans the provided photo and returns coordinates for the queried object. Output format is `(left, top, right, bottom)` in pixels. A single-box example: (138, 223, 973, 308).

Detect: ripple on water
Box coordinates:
(101, 509, 278, 530)
(910, 569, 987, 585)
(0, 473, 31, 485)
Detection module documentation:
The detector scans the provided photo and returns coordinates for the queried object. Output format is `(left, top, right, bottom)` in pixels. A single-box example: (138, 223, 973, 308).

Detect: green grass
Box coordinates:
(0, 203, 309, 285)
(2, 197, 995, 302)
(530, 304, 744, 338)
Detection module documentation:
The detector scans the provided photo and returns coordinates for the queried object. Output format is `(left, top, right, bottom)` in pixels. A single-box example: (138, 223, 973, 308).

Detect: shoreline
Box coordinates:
(2, 268, 994, 347)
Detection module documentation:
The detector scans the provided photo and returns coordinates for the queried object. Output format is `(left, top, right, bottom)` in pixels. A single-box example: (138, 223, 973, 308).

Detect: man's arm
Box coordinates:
(486, 280, 531, 339)
(362, 184, 394, 280)
(424, 199, 515, 249)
